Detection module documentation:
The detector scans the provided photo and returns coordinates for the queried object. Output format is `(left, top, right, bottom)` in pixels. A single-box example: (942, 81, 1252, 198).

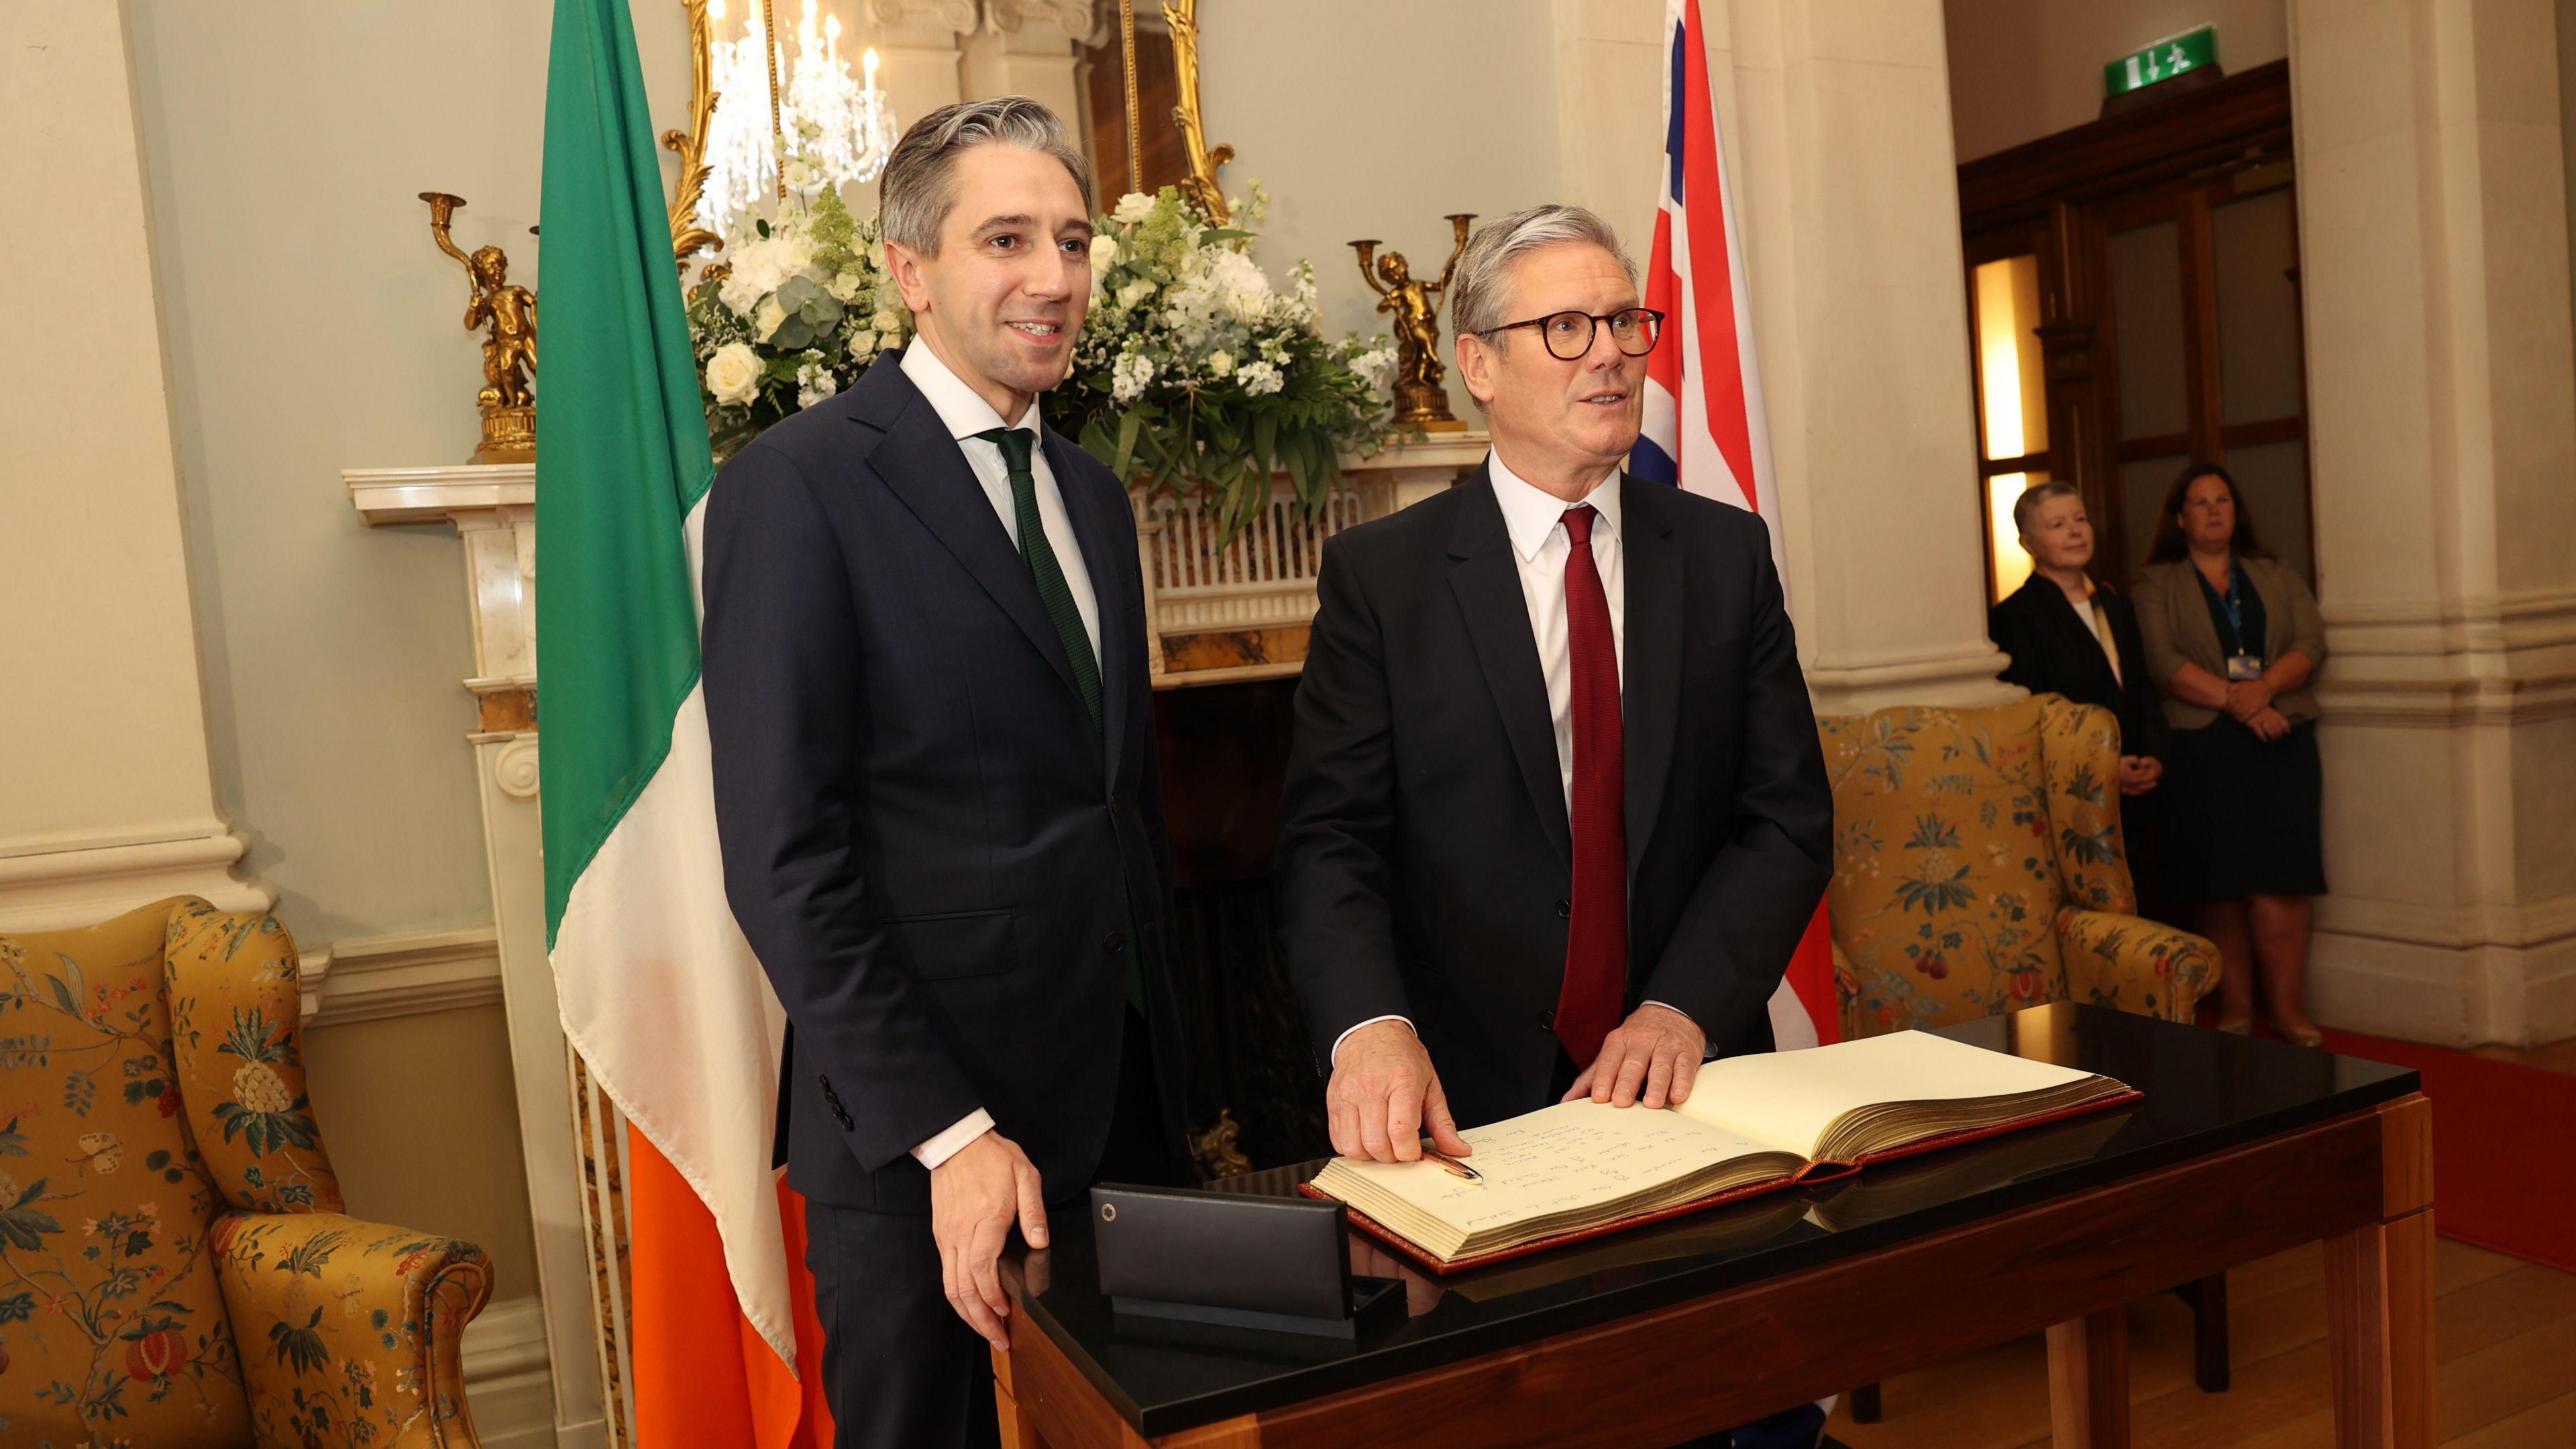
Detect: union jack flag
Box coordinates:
(1631, 0, 1839, 1051)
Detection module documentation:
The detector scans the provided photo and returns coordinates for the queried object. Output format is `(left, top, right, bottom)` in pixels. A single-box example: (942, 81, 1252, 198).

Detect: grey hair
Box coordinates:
(877, 96, 1093, 256)
(2011, 480, 2084, 541)
(1449, 205, 1638, 340)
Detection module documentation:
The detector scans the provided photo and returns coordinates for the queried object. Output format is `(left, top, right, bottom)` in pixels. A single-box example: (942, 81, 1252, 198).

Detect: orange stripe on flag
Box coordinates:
(628, 1123, 837, 1449)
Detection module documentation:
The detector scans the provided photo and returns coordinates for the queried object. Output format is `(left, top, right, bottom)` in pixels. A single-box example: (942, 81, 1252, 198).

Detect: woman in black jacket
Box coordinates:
(1988, 481, 2169, 845)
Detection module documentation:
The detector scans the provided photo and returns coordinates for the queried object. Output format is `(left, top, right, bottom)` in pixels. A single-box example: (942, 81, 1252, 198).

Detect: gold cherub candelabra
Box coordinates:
(1350, 213, 1475, 431)
(421, 192, 538, 464)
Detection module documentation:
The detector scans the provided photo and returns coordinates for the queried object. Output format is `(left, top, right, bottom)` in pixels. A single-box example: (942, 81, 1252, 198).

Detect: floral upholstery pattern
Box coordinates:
(164, 902, 343, 1218)
(0, 899, 252, 1449)
(212, 1214, 488, 1449)
(2060, 908, 2220, 1020)
(2037, 699, 2136, 916)
(1818, 697, 2220, 1038)
(0, 899, 488, 1449)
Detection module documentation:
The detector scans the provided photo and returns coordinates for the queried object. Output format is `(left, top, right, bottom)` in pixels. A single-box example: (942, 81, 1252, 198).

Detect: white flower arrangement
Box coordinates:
(684, 183, 908, 460)
(1060, 182, 1401, 534)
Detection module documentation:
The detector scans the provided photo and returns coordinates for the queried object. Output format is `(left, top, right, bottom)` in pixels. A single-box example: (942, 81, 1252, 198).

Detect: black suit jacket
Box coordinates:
(1987, 574, 2170, 762)
(702, 352, 1184, 1216)
(1275, 468, 1834, 1128)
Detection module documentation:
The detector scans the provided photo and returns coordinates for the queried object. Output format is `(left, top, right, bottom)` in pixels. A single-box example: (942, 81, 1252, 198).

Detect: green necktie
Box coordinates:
(975, 426, 1141, 1012)
(978, 427, 1103, 731)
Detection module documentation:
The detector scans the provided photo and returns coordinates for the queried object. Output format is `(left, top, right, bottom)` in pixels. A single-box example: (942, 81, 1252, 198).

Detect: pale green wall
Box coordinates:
(128, 0, 689, 945)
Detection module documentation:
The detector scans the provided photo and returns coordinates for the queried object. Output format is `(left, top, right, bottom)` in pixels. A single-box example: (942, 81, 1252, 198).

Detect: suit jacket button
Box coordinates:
(1556, 899, 1572, 918)
(1104, 930, 1126, 952)
(1540, 1008, 1556, 1031)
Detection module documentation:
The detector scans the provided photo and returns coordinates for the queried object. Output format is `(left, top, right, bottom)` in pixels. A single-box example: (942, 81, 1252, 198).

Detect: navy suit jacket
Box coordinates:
(1275, 470, 1833, 1128)
(702, 352, 1184, 1216)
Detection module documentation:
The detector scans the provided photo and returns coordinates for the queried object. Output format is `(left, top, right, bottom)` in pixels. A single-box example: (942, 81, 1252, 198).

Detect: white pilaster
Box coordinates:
(0, 0, 270, 930)
(2288, 0, 2576, 1045)
(1707, 0, 2018, 713)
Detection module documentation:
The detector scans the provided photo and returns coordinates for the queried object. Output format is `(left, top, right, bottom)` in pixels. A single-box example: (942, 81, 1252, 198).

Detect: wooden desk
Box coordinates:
(991, 1005, 2432, 1449)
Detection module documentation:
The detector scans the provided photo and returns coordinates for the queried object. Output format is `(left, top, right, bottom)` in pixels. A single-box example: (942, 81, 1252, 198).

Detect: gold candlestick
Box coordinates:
(1350, 213, 1474, 431)
(421, 192, 538, 465)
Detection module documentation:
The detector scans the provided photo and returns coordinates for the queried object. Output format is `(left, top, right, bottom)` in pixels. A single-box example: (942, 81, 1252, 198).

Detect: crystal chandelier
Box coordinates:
(702, 0, 900, 245)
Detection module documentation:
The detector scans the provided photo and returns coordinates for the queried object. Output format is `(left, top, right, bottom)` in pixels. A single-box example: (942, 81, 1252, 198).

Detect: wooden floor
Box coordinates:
(1829, 1032, 2576, 1448)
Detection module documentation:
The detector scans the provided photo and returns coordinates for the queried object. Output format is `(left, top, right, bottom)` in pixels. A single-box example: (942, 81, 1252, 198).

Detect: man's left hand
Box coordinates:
(1562, 1003, 1707, 1109)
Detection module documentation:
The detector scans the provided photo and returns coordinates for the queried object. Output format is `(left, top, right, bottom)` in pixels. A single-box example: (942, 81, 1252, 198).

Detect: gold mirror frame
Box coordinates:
(661, 0, 1232, 256)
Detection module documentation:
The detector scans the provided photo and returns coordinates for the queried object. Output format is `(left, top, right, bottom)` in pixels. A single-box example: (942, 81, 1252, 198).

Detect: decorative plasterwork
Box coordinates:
(868, 0, 979, 32)
(986, 0, 1091, 36)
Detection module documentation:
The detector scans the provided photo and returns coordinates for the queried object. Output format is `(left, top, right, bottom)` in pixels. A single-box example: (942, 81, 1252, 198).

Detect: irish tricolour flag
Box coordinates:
(1631, 0, 1839, 1051)
(538, 1, 830, 1443)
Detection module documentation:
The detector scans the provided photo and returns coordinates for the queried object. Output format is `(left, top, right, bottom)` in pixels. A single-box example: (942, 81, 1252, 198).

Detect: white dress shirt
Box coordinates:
(1334, 454, 1686, 1068)
(898, 339, 1104, 1170)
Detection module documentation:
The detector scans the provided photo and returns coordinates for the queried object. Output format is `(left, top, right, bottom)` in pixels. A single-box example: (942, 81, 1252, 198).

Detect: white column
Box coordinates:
(2288, 0, 2576, 1046)
(0, 0, 270, 930)
(1708, 0, 2018, 713)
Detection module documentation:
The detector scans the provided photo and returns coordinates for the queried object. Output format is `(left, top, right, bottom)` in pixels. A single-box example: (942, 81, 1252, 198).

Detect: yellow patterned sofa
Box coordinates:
(1819, 696, 2233, 1419)
(0, 897, 490, 1449)
(1817, 694, 2220, 1038)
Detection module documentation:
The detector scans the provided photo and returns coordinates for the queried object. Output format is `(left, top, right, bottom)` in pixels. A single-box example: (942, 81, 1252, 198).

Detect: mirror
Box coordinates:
(665, 0, 1231, 263)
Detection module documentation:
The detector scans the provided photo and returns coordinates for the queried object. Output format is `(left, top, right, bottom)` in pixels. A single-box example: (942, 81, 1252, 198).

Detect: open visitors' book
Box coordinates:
(1303, 1029, 2137, 1272)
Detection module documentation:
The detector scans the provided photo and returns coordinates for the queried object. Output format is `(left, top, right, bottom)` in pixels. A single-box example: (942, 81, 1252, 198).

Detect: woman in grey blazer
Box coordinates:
(2132, 464, 2327, 1046)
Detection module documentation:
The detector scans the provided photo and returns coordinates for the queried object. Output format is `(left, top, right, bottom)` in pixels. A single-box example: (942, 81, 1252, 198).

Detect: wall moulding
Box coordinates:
(459, 1294, 558, 1449)
(2314, 672, 2576, 729)
(2320, 583, 2576, 665)
(2314, 890, 2576, 955)
(0, 830, 274, 934)
(299, 922, 506, 1029)
(1803, 643, 2023, 718)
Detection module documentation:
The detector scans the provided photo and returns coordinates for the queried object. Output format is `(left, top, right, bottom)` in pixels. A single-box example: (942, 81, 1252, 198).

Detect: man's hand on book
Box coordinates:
(1328, 1019, 1472, 1165)
(1563, 1002, 1706, 1110)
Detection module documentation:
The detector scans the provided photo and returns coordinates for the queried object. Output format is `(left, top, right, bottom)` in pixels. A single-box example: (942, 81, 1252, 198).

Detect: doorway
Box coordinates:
(1960, 61, 2315, 603)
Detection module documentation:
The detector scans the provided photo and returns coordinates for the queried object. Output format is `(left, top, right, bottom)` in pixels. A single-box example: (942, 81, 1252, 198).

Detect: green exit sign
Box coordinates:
(2106, 26, 2218, 97)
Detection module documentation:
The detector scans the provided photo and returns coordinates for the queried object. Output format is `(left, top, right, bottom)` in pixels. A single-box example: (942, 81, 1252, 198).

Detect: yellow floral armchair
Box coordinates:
(0, 897, 490, 1449)
(1817, 694, 2220, 1038)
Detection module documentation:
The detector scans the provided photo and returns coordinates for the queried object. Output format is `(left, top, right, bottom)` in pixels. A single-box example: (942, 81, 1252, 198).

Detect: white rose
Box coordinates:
(1207, 350, 1234, 378)
(754, 297, 788, 341)
(1090, 234, 1121, 272)
(871, 307, 904, 331)
(851, 330, 880, 362)
(1112, 192, 1157, 225)
(705, 343, 763, 406)
(1116, 278, 1156, 313)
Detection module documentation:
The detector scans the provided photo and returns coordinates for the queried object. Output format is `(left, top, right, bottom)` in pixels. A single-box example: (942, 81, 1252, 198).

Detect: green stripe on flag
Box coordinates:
(536, 0, 716, 948)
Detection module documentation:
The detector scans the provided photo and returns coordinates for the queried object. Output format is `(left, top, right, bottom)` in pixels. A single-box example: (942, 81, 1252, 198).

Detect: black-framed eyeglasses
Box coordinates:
(1482, 307, 1664, 361)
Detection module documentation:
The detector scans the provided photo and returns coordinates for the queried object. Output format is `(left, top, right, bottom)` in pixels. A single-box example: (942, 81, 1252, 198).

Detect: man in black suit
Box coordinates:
(1278, 201, 1831, 1176)
(702, 98, 1187, 1449)
(1277, 203, 1835, 1449)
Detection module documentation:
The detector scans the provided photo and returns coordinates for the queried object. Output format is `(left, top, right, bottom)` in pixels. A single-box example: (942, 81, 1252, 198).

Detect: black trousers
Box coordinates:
(807, 1009, 1185, 1449)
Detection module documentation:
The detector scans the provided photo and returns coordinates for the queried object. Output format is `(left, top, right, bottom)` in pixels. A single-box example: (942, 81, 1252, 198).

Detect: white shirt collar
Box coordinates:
(900, 338, 1041, 441)
(1487, 449, 1623, 562)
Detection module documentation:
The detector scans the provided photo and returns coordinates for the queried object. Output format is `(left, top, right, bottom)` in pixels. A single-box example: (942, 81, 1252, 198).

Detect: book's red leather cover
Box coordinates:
(1301, 1089, 2143, 1275)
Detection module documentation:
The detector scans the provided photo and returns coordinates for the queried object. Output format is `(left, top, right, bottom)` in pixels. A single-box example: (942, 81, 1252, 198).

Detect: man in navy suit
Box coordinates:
(702, 97, 1188, 1449)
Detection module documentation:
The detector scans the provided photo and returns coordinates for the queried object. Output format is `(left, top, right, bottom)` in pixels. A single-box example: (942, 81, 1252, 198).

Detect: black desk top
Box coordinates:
(1008, 1004, 2417, 1438)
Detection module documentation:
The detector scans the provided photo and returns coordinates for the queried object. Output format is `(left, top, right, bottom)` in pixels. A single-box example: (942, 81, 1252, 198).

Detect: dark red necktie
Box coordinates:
(1553, 504, 1627, 1068)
